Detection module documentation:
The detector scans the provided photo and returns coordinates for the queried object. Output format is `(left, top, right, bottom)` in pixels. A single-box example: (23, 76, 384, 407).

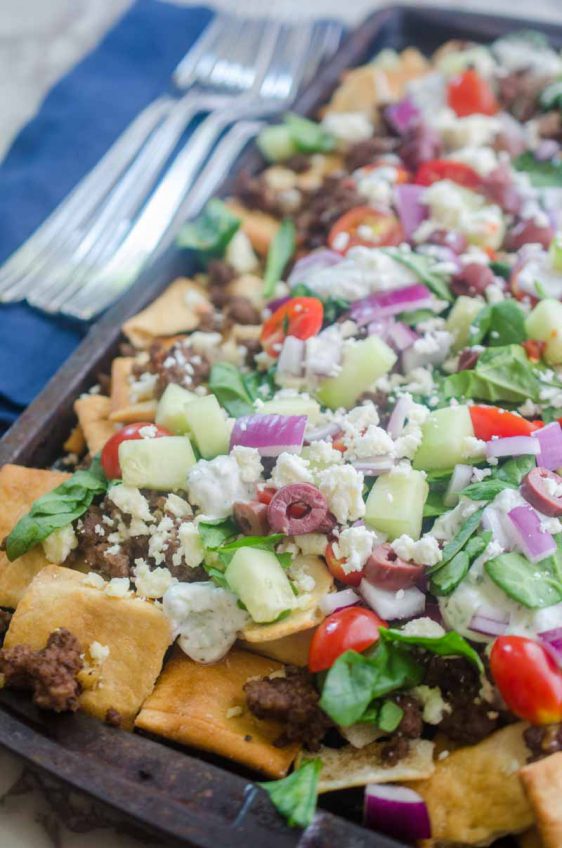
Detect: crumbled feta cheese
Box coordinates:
(321, 111, 373, 146)
(435, 109, 500, 149)
(471, 466, 492, 483)
(163, 582, 248, 663)
(344, 424, 395, 461)
(412, 685, 451, 724)
(107, 485, 153, 522)
(231, 445, 263, 484)
(105, 577, 131, 598)
(225, 229, 258, 274)
(333, 526, 378, 574)
(316, 464, 365, 524)
(129, 371, 158, 403)
(302, 246, 416, 302)
(271, 453, 313, 488)
(83, 572, 106, 590)
(305, 440, 343, 469)
(293, 533, 328, 556)
(287, 562, 316, 594)
(391, 534, 442, 566)
(179, 522, 205, 568)
(133, 559, 177, 599)
(400, 616, 446, 638)
(188, 454, 256, 518)
(42, 524, 78, 564)
(432, 497, 481, 542)
(89, 641, 110, 665)
(463, 436, 487, 460)
(165, 493, 192, 519)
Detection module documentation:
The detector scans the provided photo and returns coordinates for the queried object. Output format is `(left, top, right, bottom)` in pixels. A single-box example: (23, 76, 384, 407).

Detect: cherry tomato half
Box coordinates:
(447, 69, 498, 118)
(522, 339, 547, 363)
(309, 607, 385, 673)
(260, 297, 323, 358)
(415, 160, 482, 191)
(328, 206, 404, 254)
(469, 405, 542, 441)
(490, 635, 562, 724)
(101, 422, 171, 479)
(325, 542, 363, 587)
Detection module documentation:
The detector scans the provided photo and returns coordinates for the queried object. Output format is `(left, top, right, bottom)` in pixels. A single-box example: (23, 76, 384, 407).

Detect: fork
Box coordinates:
(57, 21, 343, 319)
(0, 14, 271, 304)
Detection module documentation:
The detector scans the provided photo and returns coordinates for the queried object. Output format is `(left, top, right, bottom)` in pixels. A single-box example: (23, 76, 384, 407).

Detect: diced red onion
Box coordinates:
(287, 249, 342, 288)
(482, 505, 514, 551)
(350, 284, 433, 327)
(319, 588, 361, 616)
(507, 504, 557, 562)
(276, 335, 305, 377)
(394, 184, 428, 241)
(386, 321, 418, 352)
(364, 784, 431, 842)
(352, 458, 396, 476)
(486, 436, 540, 459)
(384, 98, 421, 136)
(469, 606, 509, 637)
(367, 317, 396, 341)
(360, 578, 425, 620)
(304, 421, 341, 443)
(532, 423, 562, 472)
(266, 294, 291, 312)
(387, 395, 412, 440)
(444, 464, 473, 508)
(535, 139, 560, 161)
(539, 627, 562, 665)
(230, 414, 306, 457)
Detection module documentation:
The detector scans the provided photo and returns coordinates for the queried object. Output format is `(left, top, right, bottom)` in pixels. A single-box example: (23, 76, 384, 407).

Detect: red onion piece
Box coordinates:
(486, 436, 540, 460)
(351, 458, 396, 476)
(350, 284, 433, 327)
(277, 336, 305, 377)
(304, 421, 341, 443)
(532, 423, 562, 472)
(288, 249, 342, 288)
(469, 605, 509, 637)
(367, 317, 396, 342)
(387, 395, 412, 439)
(539, 627, 562, 665)
(360, 578, 425, 620)
(384, 98, 421, 136)
(507, 504, 557, 562)
(266, 294, 291, 312)
(386, 321, 418, 352)
(319, 588, 361, 616)
(364, 784, 431, 842)
(394, 184, 428, 241)
(230, 414, 306, 457)
(482, 505, 514, 551)
(444, 464, 473, 508)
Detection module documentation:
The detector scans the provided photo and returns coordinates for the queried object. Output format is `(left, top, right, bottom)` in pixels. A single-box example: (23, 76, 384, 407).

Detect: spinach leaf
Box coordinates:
(469, 301, 526, 347)
(6, 457, 108, 561)
(263, 218, 296, 299)
(176, 199, 240, 263)
(462, 455, 537, 502)
(197, 518, 238, 550)
(489, 260, 511, 279)
(284, 113, 336, 155)
(486, 551, 562, 608)
(514, 152, 562, 188)
(291, 283, 350, 325)
(441, 345, 542, 403)
(217, 533, 286, 567)
(540, 79, 562, 111)
(379, 626, 484, 673)
(209, 362, 255, 417)
(259, 758, 321, 829)
(430, 532, 491, 596)
(435, 508, 484, 568)
(383, 249, 452, 301)
(423, 491, 449, 518)
(319, 642, 423, 726)
(242, 369, 276, 405)
(497, 454, 538, 486)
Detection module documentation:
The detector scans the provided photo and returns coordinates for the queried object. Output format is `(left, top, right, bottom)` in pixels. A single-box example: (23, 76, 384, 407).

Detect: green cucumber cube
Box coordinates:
(225, 547, 295, 623)
(257, 125, 297, 163)
(365, 469, 428, 540)
(257, 395, 322, 424)
(183, 394, 230, 459)
(413, 405, 475, 472)
(526, 298, 562, 365)
(315, 336, 397, 410)
(155, 384, 198, 434)
(446, 295, 485, 352)
(119, 436, 196, 491)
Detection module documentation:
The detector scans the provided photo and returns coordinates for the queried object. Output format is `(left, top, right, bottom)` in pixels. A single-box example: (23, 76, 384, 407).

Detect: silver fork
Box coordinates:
(60, 21, 341, 319)
(0, 14, 268, 304)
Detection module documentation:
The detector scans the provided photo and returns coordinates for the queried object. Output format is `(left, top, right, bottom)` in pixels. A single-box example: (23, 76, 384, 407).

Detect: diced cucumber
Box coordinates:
(315, 337, 397, 410)
(257, 125, 297, 163)
(413, 405, 475, 472)
(182, 394, 230, 459)
(446, 295, 484, 352)
(119, 436, 196, 491)
(155, 384, 198, 434)
(365, 469, 428, 540)
(525, 298, 562, 365)
(257, 395, 322, 423)
(225, 547, 295, 623)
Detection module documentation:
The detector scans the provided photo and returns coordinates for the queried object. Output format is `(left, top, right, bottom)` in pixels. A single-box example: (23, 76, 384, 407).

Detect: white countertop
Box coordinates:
(1, 0, 561, 845)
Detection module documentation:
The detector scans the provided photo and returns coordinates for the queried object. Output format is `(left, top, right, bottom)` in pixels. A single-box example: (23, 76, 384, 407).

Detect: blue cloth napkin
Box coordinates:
(0, 0, 213, 435)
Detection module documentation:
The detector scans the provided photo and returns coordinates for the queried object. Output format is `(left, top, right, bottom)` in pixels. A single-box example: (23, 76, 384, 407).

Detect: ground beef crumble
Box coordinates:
(524, 724, 562, 761)
(0, 629, 82, 712)
(296, 174, 365, 250)
(380, 694, 423, 765)
(105, 707, 122, 728)
(244, 666, 332, 750)
(134, 338, 211, 398)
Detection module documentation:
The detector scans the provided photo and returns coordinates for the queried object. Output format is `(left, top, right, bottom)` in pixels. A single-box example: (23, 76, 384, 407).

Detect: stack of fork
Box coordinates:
(0, 14, 343, 320)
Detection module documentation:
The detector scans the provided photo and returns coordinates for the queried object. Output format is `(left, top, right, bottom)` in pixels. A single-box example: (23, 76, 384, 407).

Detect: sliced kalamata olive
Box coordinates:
(399, 124, 442, 172)
(457, 348, 481, 372)
(505, 219, 555, 252)
(481, 166, 522, 216)
(233, 501, 270, 535)
(427, 228, 468, 255)
(521, 467, 562, 517)
(364, 543, 424, 591)
(267, 483, 329, 535)
(317, 511, 337, 534)
(451, 262, 495, 297)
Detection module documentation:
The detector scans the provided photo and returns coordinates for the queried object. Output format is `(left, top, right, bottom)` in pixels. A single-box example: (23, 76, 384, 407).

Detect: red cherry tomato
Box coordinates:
(358, 161, 411, 184)
(490, 635, 562, 724)
(447, 69, 499, 117)
(469, 405, 543, 441)
(100, 422, 171, 479)
(522, 339, 547, 363)
(415, 160, 482, 190)
(308, 607, 385, 673)
(257, 486, 276, 505)
(260, 297, 323, 358)
(325, 542, 363, 587)
(328, 206, 404, 254)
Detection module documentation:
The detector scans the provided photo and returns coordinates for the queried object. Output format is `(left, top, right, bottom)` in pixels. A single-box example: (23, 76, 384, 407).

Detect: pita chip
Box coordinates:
(122, 278, 212, 349)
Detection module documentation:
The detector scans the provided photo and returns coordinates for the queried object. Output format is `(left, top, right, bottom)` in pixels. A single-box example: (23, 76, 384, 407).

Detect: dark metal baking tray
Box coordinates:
(1, 5, 561, 845)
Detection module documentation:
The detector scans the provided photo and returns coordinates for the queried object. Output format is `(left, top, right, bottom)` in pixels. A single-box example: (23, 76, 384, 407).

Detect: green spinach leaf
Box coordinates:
(486, 551, 562, 608)
(379, 626, 484, 672)
(462, 455, 537, 502)
(176, 199, 240, 263)
(514, 152, 562, 187)
(209, 362, 255, 417)
(383, 249, 452, 301)
(430, 532, 491, 596)
(263, 218, 296, 299)
(435, 508, 484, 568)
(469, 301, 526, 347)
(284, 113, 336, 154)
(259, 758, 322, 829)
(197, 518, 238, 550)
(441, 345, 542, 403)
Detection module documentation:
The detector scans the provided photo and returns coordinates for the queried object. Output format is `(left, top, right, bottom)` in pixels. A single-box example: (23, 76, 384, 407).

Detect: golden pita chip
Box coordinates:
(226, 202, 279, 256)
(300, 739, 435, 792)
(242, 556, 333, 643)
(0, 465, 70, 608)
(74, 394, 117, 454)
(226, 273, 265, 308)
(242, 627, 314, 666)
(108, 357, 157, 424)
(406, 723, 534, 846)
(63, 425, 86, 456)
(122, 278, 212, 349)
(135, 646, 299, 778)
(5, 565, 171, 729)
(520, 751, 562, 848)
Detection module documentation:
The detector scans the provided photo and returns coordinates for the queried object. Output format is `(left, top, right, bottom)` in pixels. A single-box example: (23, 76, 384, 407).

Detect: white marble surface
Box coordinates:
(1, 0, 562, 845)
